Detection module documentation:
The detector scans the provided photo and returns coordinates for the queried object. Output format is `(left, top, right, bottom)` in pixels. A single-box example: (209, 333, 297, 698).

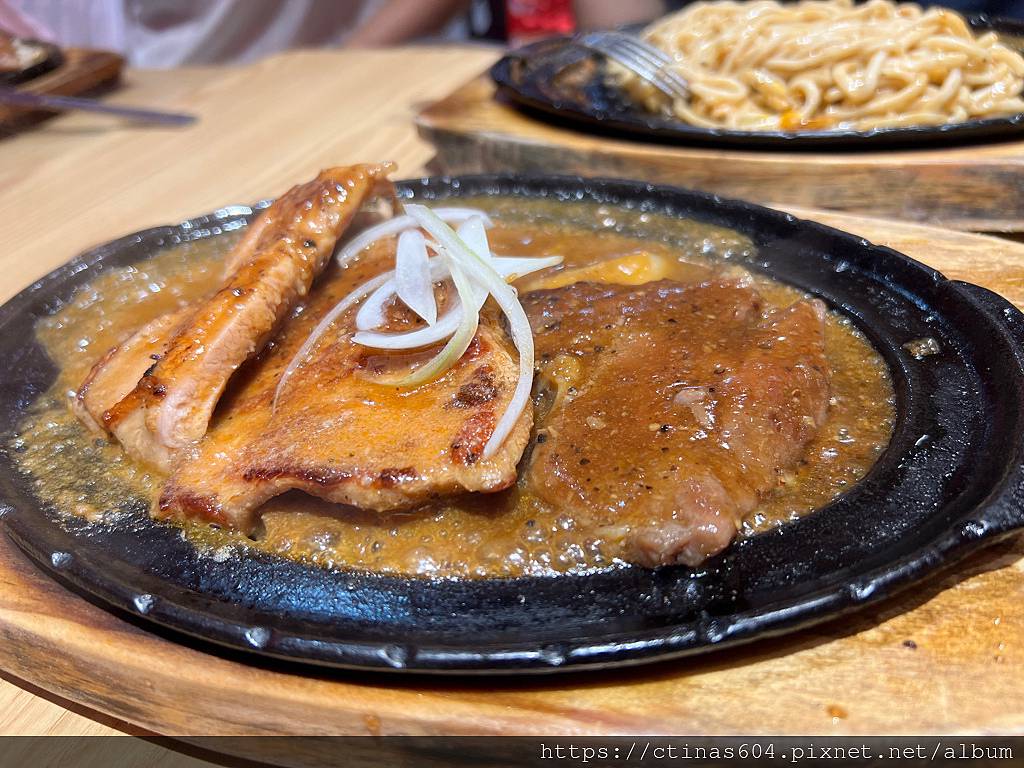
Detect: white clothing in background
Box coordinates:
(0, 0, 387, 67)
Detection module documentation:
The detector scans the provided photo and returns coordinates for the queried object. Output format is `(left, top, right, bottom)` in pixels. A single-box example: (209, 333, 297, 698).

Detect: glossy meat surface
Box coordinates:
(523, 279, 831, 567)
(158, 258, 532, 532)
(77, 164, 392, 470)
(72, 309, 190, 435)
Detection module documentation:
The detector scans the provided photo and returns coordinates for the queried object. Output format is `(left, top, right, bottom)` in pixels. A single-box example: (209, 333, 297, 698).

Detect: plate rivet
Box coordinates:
(380, 644, 408, 668)
(962, 520, 987, 539)
(244, 626, 271, 648)
(539, 645, 567, 666)
(133, 594, 155, 614)
(50, 551, 71, 568)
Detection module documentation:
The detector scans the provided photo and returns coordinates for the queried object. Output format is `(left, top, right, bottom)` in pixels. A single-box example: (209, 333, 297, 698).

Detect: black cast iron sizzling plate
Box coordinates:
(490, 16, 1024, 150)
(1, 175, 1023, 674)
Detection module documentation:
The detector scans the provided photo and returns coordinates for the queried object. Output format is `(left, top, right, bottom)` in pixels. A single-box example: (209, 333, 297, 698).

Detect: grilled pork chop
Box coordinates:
(73, 309, 191, 434)
(522, 280, 830, 568)
(157, 250, 533, 532)
(74, 163, 393, 470)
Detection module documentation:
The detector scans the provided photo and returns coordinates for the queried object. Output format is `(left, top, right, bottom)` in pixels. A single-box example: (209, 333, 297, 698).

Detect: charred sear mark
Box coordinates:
(137, 374, 167, 398)
(448, 366, 499, 409)
(451, 410, 495, 466)
(158, 489, 226, 525)
(242, 464, 354, 486)
(463, 334, 491, 361)
(377, 466, 418, 488)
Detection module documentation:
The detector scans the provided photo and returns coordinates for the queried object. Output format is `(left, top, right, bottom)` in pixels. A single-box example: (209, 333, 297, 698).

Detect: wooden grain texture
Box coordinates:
(0, 46, 1022, 740)
(0, 47, 124, 132)
(0, 44, 501, 738)
(417, 75, 1024, 233)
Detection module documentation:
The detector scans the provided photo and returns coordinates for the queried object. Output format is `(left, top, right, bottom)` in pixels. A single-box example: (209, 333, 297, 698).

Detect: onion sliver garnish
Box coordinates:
(356, 257, 450, 331)
(278, 204, 561, 460)
(391, 255, 479, 387)
(405, 204, 536, 459)
(272, 269, 394, 412)
(335, 208, 494, 268)
(352, 256, 561, 350)
(355, 296, 471, 350)
(395, 229, 436, 325)
(457, 216, 490, 262)
(491, 255, 564, 282)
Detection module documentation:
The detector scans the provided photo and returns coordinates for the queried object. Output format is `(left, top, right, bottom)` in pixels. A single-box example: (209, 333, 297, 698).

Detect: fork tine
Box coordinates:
(581, 32, 688, 99)
(603, 37, 689, 94)
(612, 49, 687, 100)
(580, 31, 652, 50)
(607, 34, 674, 67)
(602, 45, 684, 100)
(575, 31, 687, 100)
(587, 31, 673, 70)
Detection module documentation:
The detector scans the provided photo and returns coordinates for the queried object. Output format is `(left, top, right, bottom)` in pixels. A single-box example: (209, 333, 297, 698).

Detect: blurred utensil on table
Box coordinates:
(0, 86, 196, 126)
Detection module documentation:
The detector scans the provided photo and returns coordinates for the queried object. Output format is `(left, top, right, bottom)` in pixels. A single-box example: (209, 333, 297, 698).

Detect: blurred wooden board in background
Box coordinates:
(417, 74, 1024, 234)
(0, 48, 124, 133)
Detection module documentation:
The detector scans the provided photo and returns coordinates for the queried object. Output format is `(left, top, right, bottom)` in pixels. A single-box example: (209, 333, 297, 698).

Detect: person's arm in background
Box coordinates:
(0, 0, 52, 38)
(346, 0, 472, 47)
(572, 0, 667, 29)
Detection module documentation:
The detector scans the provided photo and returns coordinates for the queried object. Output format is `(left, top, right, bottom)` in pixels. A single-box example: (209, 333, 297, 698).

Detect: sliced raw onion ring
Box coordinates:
(278, 202, 562, 461)
(405, 204, 535, 459)
(394, 229, 436, 325)
(492, 255, 563, 282)
(457, 216, 490, 262)
(335, 208, 494, 268)
(356, 257, 449, 331)
(272, 269, 393, 412)
(392, 255, 478, 387)
(353, 256, 560, 350)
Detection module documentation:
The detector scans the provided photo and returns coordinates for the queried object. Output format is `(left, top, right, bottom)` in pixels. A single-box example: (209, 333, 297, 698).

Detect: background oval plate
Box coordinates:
(1, 175, 1024, 674)
(490, 16, 1024, 150)
(0, 37, 63, 86)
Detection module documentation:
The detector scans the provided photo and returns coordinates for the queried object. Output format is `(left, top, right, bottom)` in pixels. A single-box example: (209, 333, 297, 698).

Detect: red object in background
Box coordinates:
(505, 0, 575, 41)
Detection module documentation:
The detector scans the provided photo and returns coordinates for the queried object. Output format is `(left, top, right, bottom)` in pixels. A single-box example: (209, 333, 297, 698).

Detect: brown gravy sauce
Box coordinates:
(7, 198, 895, 578)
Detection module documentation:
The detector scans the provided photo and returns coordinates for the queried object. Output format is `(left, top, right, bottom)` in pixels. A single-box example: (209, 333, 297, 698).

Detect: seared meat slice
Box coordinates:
(157, 256, 532, 532)
(522, 280, 830, 568)
(78, 163, 393, 470)
(72, 309, 191, 434)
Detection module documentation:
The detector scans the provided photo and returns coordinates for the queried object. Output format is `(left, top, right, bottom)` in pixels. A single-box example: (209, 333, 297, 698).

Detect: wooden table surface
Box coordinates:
(1, 45, 1022, 739)
(0, 44, 502, 738)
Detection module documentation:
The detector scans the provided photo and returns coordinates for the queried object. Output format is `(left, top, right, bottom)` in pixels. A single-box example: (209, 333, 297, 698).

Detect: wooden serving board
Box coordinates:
(0, 47, 124, 133)
(417, 74, 1024, 234)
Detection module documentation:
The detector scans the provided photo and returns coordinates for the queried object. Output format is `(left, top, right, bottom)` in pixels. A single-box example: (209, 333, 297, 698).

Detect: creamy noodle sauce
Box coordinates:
(7, 198, 895, 577)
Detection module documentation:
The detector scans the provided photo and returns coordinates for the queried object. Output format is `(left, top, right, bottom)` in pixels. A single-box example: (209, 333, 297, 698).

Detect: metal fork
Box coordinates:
(574, 30, 689, 101)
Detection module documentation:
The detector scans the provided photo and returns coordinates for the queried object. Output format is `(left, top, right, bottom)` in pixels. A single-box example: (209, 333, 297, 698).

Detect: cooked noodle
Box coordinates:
(614, 0, 1024, 131)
